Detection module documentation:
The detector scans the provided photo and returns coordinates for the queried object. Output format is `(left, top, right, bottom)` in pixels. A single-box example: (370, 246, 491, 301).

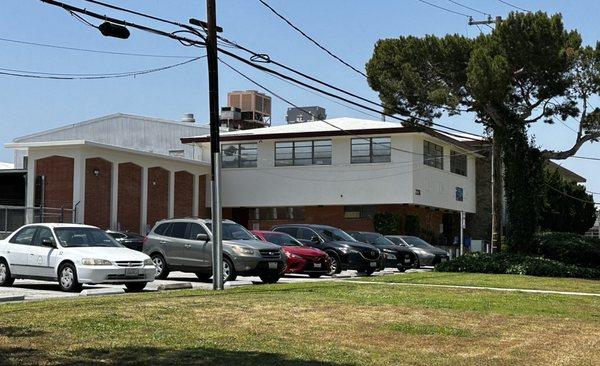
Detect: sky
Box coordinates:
(1, 0, 599, 201)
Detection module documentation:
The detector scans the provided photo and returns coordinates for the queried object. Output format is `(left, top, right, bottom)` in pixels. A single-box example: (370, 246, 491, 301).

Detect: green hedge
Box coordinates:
(435, 252, 600, 280)
(530, 232, 600, 269)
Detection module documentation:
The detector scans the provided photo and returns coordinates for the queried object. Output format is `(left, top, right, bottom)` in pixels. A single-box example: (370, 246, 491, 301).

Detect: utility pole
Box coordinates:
(206, 0, 224, 291)
(459, 211, 465, 256)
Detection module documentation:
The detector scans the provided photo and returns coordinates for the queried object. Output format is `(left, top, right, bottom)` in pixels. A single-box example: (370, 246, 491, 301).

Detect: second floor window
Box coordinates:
(450, 150, 467, 176)
(222, 143, 257, 168)
(424, 140, 444, 169)
(351, 137, 391, 164)
(275, 140, 332, 166)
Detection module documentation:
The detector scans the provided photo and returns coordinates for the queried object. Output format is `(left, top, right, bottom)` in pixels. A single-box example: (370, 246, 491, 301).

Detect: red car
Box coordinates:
(252, 230, 331, 278)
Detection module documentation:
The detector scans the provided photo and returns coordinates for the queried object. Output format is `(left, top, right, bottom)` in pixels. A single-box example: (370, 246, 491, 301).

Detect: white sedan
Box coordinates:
(0, 223, 156, 292)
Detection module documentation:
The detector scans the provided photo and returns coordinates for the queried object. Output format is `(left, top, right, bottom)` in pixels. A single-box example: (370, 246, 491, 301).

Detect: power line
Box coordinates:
(496, 0, 530, 12)
(417, 0, 470, 18)
(0, 36, 197, 59)
(0, 56, 204, 80)
(448, 0, 491, 16)
(571, 155, 600, 162)
(256, 0, 367, 78)
(545, 184, 597, 205)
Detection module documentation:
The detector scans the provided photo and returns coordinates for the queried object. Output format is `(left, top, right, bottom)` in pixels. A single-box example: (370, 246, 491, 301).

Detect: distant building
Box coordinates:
(586, 213, 600, 238)
(286, 106, 326, 124)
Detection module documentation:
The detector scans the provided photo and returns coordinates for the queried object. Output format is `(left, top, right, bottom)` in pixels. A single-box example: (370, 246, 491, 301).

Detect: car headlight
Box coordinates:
(231, 245, 258, 256)
(143, 258, 154, 266)
(383, 248, 396, 254)
(81, 258, 112, 266)
(340, 247, 359, 254)
(285, 252, 302, 259)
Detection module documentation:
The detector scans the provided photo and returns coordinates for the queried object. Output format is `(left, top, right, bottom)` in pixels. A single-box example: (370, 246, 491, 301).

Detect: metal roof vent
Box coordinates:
(181, 113, 195, 123)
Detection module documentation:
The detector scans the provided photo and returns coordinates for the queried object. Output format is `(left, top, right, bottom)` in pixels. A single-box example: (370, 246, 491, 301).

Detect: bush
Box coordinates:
(435, 252, 600, 280)
(373, 212, 402, 235)
(530, 232, 600, 269)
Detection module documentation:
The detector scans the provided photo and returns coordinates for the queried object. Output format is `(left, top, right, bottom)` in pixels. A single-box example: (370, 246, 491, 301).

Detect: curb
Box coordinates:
(80, 288, 125, 296)
(0, 295, 25, 303)
(156, 282, 193, 291)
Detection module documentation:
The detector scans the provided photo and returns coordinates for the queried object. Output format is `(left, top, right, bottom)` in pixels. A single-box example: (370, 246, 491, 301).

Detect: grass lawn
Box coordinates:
(0, 275, 598, 365)
(358, 272, 600, 294)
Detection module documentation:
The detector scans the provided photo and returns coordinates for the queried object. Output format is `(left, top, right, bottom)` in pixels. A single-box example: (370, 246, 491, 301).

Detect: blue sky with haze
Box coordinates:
(1, 0, 599, 199)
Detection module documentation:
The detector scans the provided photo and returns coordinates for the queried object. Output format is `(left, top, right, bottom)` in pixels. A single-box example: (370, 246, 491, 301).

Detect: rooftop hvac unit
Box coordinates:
(227, 90, 271, 126)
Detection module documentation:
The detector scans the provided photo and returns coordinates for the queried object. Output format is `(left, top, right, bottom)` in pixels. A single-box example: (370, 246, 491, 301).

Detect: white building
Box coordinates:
(183, 118, 480, 244)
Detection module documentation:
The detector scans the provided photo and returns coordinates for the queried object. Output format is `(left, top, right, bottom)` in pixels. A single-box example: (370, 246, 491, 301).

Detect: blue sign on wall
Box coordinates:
(456, 187, 464, 202)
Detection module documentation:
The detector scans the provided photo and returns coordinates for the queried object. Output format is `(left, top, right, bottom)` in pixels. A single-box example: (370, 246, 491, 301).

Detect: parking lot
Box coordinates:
(0, 268, 429, 302)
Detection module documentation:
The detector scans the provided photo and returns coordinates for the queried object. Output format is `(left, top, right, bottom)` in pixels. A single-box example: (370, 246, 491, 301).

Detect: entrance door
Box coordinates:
(231, 208, 250, 228)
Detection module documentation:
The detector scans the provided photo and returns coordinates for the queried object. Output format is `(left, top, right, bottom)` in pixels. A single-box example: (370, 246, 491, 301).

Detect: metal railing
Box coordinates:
(0, 205, 76, 234)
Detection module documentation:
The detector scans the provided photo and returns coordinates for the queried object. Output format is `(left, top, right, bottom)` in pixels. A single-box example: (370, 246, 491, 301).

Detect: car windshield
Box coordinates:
(205, 223, 255, 241)
(364, 233, 395, 246)
(263, 232, 303, 247)
(315, 227, 356, 242)
(55, 227, 123, 248)
(401, 236, 437, 250)
(386, 236, 405, 245)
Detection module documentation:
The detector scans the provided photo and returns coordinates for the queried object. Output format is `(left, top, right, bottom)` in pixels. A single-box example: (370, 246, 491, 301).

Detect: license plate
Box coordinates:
(268, 262, 278, 269)
(125, 268, 139, 277)
(314, 263, 322, 268)
(441, 258, 448, 262)
(370, 262, 377, 267)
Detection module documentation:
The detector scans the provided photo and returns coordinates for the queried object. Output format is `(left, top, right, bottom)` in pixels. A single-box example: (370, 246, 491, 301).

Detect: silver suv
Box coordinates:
(143, 218, 286, 283)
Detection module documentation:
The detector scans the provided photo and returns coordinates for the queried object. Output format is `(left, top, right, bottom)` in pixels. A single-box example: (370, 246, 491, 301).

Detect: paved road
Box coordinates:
(0, 268, 430, 303)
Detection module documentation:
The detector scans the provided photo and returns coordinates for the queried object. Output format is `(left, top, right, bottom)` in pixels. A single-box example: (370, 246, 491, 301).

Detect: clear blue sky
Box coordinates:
(1, 0, 599, 199)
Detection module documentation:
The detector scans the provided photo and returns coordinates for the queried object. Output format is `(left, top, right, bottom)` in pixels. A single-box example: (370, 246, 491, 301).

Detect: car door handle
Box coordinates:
(30, 253, 35, 256)
(184, 244, 191, 248)
(160, 240, 167, 244)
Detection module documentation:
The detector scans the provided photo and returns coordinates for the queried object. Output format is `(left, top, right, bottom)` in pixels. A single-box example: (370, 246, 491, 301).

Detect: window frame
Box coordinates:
(350, 137, 391, 164)
(9, 226, 39, 245)
(423, 140, 444, 170)
(221, 143, 258, 168)
(274, 139, 332, 167)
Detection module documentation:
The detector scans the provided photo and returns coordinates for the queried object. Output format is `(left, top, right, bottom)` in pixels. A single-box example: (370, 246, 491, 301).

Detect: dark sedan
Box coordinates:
(348, 231, 417, 271)
(106, 230, 145, 251)
(386, 235, 450, 267)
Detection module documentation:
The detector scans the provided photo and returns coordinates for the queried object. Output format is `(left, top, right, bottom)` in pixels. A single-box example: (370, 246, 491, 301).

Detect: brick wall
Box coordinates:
(198, 175, 210, 218)
(117, 162, 141, 233)
(84, 158, 112, 229)
(35, 156, 74, 210)
(147, 167, 169, 229)
(174, 171, 193, 218)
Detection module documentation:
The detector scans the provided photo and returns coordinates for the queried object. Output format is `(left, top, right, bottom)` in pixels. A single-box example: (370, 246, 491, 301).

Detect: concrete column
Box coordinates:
(168, 170, 175, 219)
(110, 162, 119, 230)
(25, 155, 36, 224)
(72, 154, 86, 224)
(192, 174, 200, 217)
(140, 166, 148, 235)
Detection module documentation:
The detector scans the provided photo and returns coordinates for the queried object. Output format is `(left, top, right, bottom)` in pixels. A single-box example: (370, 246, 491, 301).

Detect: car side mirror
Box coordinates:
(41, 238, 55, 248)
(196, 233, 209, 242)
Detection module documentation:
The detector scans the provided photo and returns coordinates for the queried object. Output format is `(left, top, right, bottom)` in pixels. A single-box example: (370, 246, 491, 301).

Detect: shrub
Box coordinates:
(435, 252, 600, 280)
(531, 232, 600, 269)
(404, 215, 420, 236)
(373, 212, 402, 235)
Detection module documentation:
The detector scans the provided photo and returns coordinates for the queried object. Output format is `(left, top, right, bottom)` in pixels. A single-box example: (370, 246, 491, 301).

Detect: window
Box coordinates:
(450, 150, 467, 176)
(169, 222, 189, 239)
(424, 141, 444, 169)
(275, 140, 331, 166)
(32, 227, 54, 246)
(153, 223, 171, 236)
(188, 223, 208, 240)
(168, 149, 185, 158)
(222, 143, 257, 168)
(54, 228, 121, 248)
(251, 207, 305, 221)
(296, 228, 319, 241)
(9, 226, 37, 245)
(274, 227, 298, 237)
(344, 205, 377, 219)
(351, 137, 391, 164)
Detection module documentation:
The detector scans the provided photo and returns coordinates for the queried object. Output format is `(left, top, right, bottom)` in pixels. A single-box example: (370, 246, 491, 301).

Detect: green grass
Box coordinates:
(359, 271, 600, 293)
(0, 278, 599, 365)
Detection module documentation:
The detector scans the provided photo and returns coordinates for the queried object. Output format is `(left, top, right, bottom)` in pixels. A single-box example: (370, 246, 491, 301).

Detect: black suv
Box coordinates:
(348, 231, 417, 272)
(272, 224, 384, 275)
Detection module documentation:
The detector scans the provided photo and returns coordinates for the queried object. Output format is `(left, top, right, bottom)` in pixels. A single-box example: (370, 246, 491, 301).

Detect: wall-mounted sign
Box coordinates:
(455, 187, 464, 202)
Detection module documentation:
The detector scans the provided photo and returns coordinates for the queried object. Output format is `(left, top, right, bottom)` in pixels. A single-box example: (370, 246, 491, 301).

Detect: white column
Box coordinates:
(168, 170, 175, 219)
(25, 155, 36, 224)
(110, 162, 119, 230)
(140, 166, 148, 235)
(192, 174, 200, 217)
(72, 154, 86, 224)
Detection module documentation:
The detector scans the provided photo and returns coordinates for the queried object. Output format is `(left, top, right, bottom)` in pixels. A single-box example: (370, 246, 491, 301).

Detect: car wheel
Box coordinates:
(195, 272, 212, 281)
(359, 269, 375, 276)
(414, 259, 421, 269)
(327, 252, 342, 275)
(308, 273, 322, 278)
(125, 282, 147, 292)
(0, 259, 15, 287)
(397, 265, 406, 272)
(222, 257, 237, 282)
(58, 263, 82, 292)
(259, 273, 281, 284)
(151, 254, 170, 279)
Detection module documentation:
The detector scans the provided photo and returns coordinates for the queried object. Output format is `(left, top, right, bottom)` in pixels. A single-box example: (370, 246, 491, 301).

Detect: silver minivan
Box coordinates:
(143, 218, 286, 283)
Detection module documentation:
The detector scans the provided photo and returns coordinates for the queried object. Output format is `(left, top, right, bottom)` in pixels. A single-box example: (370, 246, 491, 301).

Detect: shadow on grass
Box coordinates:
(0, 346, 352, 366)
(0, 326, 46, 338)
